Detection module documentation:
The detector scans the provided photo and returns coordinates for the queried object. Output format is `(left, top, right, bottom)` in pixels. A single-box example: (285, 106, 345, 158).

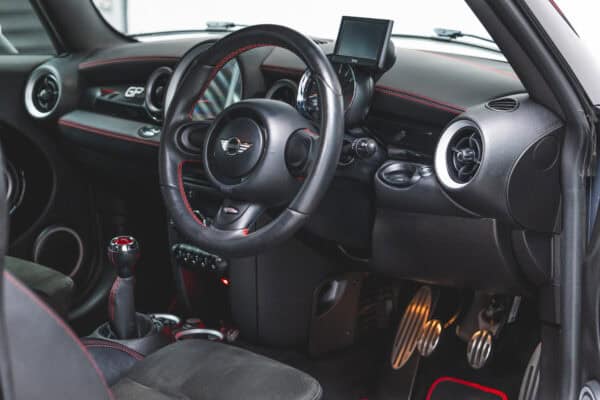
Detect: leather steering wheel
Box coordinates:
(159, 25, 344, 257)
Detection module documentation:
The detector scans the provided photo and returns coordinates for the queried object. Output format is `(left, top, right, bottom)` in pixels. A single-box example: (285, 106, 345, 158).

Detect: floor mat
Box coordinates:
(426, 376, 508, 400)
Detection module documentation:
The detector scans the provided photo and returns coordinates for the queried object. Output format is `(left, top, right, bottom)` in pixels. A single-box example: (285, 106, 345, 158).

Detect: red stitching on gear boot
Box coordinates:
(108, 277, 121, 322)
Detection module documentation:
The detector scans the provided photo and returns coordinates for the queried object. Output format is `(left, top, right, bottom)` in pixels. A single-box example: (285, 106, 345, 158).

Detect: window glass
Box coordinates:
(191, 60, 242, 121)
(0, 0, 55, 55)
(93, 0, 501, 57)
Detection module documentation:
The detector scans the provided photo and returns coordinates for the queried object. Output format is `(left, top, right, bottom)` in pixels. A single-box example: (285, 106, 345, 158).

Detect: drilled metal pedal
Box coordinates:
(467, 329, 493, 369)
(390, 286, 432, 369)
(417, 319, 442, 357)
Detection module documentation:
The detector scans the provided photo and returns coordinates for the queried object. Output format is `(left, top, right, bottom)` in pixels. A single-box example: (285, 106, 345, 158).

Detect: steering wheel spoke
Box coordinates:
(213, 199, 264, 232)
(285, 128, 320, 179)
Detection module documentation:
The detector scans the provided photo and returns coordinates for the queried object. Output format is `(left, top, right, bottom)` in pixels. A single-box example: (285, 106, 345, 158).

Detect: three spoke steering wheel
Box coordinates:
(159, 25, 344, 257)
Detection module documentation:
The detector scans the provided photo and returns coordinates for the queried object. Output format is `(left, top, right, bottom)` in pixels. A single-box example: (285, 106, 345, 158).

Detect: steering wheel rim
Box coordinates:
(159, 25, 344, 257)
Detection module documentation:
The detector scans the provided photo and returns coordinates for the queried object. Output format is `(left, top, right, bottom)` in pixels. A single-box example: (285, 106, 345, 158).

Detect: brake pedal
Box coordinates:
(416, 319, 442, 357)
(466, 329, 493, 369)
(390, 286, 432, 369)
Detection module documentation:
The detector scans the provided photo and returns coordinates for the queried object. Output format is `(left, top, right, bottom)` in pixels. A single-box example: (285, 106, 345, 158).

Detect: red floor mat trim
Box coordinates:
(426, 376, 508, 400)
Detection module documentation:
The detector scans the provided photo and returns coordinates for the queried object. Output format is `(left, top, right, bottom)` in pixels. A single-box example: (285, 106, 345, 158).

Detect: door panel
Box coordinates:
(0, 55, 103, 308)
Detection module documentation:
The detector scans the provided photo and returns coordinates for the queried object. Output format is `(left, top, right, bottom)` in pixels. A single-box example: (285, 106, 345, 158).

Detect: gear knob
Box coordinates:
(108, 236, 140, 278)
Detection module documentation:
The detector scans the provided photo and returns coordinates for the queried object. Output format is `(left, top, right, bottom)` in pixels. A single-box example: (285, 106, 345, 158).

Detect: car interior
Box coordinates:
(0, 0, 597, 399)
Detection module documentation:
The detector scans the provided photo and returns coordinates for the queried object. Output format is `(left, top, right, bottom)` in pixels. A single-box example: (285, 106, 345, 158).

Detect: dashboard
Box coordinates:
(21, 21, 564, 294)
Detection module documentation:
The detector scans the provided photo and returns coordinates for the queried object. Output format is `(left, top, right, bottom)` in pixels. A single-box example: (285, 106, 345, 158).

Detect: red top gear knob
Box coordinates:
(108, 236, 140, 278)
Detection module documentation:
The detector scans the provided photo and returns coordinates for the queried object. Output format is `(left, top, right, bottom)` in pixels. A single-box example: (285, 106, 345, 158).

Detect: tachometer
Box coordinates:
(296, 62, 356, 120)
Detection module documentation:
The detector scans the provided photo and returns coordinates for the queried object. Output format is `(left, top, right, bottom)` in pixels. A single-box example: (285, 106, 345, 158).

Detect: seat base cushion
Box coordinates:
(4, 256, 74, 316)
(112, 340, 322, 400)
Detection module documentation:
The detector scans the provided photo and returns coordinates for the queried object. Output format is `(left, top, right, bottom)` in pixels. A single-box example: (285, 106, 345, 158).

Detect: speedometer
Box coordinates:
(296, 63, 356, 121)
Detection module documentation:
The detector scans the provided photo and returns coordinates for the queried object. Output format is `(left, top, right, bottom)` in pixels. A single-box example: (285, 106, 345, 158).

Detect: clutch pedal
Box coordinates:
(390, 286, 432, 369)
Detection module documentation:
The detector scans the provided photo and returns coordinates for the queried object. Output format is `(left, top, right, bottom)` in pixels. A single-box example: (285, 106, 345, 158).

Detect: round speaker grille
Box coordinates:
(33, 226, 84, 277)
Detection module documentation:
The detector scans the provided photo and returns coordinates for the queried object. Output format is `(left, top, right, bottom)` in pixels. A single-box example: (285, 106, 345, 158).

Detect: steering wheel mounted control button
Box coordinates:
(211, 117, 264, 179)
(172, 243, 228, 275)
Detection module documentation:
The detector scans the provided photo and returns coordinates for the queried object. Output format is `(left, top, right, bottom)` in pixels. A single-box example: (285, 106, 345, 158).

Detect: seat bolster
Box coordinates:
(3, 270, 113, 400)
(112, 339, 322, 400)
(82, 338, 145, 385)
(4, 256, 74, 316)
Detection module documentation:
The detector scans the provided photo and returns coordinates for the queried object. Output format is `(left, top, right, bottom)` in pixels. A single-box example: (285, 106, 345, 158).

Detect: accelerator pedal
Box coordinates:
(466, 329, 493, 369)
(390, 286, 432, 369)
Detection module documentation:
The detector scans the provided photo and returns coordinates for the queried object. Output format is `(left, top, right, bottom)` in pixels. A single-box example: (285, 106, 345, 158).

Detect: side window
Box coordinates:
(0, 0, 55, 55)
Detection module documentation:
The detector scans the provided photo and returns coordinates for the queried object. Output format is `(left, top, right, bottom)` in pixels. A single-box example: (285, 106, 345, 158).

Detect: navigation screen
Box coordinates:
(333, 17, 393, 69)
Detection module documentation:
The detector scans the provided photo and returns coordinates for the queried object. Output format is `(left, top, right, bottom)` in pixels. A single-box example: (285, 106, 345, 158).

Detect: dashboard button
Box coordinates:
(138, 126, 161, 138)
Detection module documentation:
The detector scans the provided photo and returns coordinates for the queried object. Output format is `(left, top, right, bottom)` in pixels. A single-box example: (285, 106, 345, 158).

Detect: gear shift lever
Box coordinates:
(107, 236, 140, 339)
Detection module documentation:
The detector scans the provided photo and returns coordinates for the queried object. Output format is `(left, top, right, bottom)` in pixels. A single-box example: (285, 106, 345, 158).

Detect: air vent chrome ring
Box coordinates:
(435, 119, 484, 189)
(265, 79, 298, 107)
(25, 65, 62, 119)
(145, 66, 173, 122)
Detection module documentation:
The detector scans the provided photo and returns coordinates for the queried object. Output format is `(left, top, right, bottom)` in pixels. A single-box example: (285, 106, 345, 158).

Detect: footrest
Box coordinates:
(426, 377, 507, 400)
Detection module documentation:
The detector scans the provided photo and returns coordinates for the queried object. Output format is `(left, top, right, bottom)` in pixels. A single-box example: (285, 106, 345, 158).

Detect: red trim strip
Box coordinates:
(79, 56, 178, 70)
(375, 87, 464, 114)
(4, 271, 115, 399)
(58, 119, 160, 147)
(375, 85, 465, 112)
(261, 64, 304, 75)
(426, 376, 508, 400)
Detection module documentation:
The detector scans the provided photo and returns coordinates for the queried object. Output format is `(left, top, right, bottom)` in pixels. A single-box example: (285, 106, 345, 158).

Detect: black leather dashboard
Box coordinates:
(32, 32, 561, 293)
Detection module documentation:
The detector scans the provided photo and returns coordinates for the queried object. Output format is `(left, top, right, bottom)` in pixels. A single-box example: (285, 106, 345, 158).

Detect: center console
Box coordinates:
(85, 236, 225, 359)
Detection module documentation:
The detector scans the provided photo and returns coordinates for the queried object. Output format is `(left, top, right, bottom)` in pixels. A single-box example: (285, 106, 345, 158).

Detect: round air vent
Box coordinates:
(265, 79, 298, 107)
(448, 127, 482, 183)
(145, 66, 173, 121)
(435, 120, 484, 189)
(25, 66, 61, 118)
(486, 97, 519, 112)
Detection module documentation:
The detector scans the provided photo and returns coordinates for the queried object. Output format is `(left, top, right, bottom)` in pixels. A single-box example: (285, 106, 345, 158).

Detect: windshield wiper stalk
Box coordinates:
(434, 28, 495, 44)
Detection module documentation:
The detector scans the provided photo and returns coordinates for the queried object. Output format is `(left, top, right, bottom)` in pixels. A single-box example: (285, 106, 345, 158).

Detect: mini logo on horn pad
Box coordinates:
(220, 137, 253, 156)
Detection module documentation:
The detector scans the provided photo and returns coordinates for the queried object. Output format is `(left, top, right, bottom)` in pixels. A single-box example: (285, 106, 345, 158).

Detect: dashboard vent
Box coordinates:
(145, 66, 173, 121)
(265, 79, 298, 107)
(447, 127, 483, 184)
(25, 66, 61, 118)
(487, 97, 519, 112)
(32, 73, 59, 113)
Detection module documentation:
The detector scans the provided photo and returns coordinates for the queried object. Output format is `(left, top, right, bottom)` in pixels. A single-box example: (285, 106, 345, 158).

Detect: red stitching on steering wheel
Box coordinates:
(187, 43, 275, 119)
